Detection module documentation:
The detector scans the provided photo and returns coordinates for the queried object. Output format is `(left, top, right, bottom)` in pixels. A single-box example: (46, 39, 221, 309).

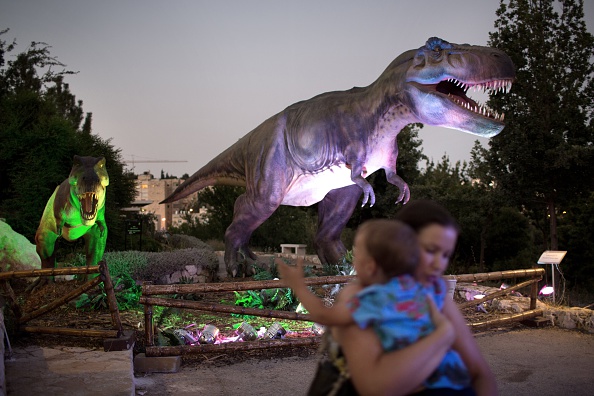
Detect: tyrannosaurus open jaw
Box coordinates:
(408, 76, 514, 137)
(79, 191, 100, 221)
(68, 155, 109, 226)
(404, 37, 516, 137)
(436, 78, 513, 121)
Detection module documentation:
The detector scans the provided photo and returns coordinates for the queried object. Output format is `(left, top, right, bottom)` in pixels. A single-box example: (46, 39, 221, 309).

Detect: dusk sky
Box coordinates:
(2, 1, 593, 178)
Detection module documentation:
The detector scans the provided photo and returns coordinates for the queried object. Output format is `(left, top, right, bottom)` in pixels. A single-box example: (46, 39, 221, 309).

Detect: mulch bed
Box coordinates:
(3, 277, 525, 367)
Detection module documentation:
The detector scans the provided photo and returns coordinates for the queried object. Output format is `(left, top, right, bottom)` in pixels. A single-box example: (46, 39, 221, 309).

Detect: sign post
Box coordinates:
(537, 250, 567, 304)
(125, 219, 143, 250)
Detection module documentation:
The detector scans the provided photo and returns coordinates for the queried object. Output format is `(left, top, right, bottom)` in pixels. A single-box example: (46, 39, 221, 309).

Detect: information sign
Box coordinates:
(537, 250, 567, 265)
(126, 220, 142, 235)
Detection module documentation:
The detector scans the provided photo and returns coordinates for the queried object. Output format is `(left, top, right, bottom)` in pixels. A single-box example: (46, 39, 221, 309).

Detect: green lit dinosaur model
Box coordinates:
(35, 155, 109, 278)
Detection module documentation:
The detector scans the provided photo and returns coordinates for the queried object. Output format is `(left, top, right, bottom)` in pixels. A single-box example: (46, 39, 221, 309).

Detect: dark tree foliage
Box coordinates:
(484, 0, 594, 290)
(487, 0, 594, 249)
(251, 205, 316, 252)
(465, 142, 539, 273)
(0, 30, 136, 250)
(192, 185, 243, 241)
(485, 207, 536, 272)
(557, 192, 594, 291)
(407, 156, 486, 273)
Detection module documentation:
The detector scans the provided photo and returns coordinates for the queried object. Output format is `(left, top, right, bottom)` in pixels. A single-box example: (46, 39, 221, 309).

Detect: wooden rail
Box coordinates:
(0, 266, 100, 280)
(141, 275, 354, 295)
(451, 268, 545, 312)
(3, 261, 124, 339)
(140, 267, 545, 356)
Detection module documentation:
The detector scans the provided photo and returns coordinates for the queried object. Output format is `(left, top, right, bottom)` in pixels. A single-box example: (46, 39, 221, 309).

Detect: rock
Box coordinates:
(185, 265, 197, 276)
(543, 306, 594, 333)
(0, 220, 41, 272)
(144, 248, 219, 284)
(160, 265, 207, 284)
(456, 282, 594, 333)
(490, 295, 547, 313)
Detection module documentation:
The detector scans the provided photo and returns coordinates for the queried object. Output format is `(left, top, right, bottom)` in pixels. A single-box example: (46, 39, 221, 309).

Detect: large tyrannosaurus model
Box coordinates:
(162, 37, 515, 277)
(35, 155, 109, 274)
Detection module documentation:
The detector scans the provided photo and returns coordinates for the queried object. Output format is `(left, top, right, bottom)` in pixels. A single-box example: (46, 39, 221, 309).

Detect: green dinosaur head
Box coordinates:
(68, 155, 109, 226)
(401, 37, 515, 137)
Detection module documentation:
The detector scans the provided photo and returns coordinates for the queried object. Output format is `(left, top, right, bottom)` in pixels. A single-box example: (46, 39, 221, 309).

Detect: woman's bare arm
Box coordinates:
(443, 298, 498, 396)
(276, 258, 357, 326)
(336, 295, 455, 396)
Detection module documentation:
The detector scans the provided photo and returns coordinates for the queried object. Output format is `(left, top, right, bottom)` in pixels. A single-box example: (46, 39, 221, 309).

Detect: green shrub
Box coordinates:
(136, 248, 219, 283)
(167, 234, 214, 251)
(69, 250, 148, 279)
(68, 242, 220, 310)
(232, 285, 296, 320)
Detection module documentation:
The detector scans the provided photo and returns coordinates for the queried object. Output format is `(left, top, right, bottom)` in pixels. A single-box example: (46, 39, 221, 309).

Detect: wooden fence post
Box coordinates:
(99, 260, 124, 336)
(143, 282, 154, 347)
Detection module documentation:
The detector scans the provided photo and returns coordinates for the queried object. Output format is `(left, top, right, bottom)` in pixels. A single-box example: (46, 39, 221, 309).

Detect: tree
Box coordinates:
(485, 0, 594, 294)
(487, 0, 594, 252)
(0, 30, 136, 250)
(557, 192, 594, 293)
(193, 185, 243, 241)
(408, 156, 484, 273)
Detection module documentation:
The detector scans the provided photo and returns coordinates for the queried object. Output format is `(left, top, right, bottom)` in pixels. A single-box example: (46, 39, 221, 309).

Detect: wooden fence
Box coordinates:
(451, 268, 545, 328)
(0, 261, 124, 339)
(140, 267, 545, 357)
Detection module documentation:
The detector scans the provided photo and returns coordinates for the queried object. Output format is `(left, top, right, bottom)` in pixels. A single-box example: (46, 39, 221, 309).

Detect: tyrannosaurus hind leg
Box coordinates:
(35, 229, 59, 269)
(315, 184, 362, 265)
(29, 229, 59, 291)
(224, 192, 281, 277)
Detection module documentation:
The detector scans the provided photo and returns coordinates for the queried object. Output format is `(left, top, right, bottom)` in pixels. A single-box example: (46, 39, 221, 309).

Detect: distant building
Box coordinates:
(131, 172, 200, 230)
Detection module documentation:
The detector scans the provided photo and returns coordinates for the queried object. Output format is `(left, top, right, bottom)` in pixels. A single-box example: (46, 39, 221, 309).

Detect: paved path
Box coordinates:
(134, 327, 593, 396)
(5, 345, 134, 396)
(475, 327, 593, 396)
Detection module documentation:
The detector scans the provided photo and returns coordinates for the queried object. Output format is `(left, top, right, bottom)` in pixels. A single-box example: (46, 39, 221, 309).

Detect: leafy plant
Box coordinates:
(233, 290, 264, 309)
(322, 250, 355, 276)
(154, 306, 185, 329)
(76, 289, 108, 311)
(261, 287, 294, 311)
(75, 273, 141, 311)
(232, 284, 298, 320)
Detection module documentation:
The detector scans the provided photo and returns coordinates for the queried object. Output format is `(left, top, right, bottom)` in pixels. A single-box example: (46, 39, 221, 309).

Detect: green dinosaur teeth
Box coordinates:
(79, 192, 98, 220)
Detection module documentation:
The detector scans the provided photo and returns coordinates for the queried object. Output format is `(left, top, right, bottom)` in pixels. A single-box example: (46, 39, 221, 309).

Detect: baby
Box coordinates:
(277, 219, 472, 392)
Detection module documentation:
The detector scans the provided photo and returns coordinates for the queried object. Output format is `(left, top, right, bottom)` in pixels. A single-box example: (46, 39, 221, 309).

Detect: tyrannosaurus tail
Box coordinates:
(160, 145, 248, 204)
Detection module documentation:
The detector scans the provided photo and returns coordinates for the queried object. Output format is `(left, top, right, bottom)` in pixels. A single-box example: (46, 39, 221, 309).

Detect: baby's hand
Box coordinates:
(426, 294, 455, 345)
(275, 257, 305, 289)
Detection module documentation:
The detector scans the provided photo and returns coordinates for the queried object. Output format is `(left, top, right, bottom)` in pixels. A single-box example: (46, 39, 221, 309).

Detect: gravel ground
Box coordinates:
(134, 326, 594, 396)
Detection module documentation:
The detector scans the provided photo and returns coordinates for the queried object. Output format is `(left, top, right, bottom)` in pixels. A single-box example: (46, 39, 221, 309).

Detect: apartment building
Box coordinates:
(133, 172, 199, 230)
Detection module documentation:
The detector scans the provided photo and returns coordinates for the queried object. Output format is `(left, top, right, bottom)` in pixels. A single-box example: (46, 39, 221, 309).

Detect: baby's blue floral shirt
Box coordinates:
(348, 274, 471, 390)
